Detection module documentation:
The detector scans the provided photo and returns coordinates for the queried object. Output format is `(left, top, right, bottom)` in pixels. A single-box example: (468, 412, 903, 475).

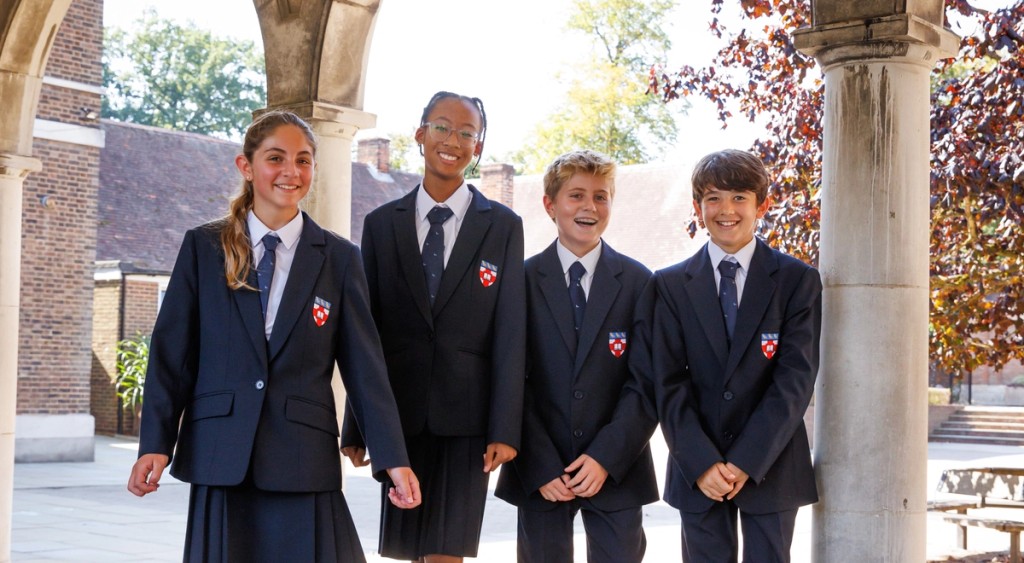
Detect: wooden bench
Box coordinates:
(934, 468, 1024, 561)
(942, 513, 1024, 563)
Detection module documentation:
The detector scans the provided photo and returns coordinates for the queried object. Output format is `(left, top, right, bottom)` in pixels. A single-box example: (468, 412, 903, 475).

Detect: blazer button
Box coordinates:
(573, 390, 584, 400)
(724, 431, 735, 441)
(255, 380, 265, 390)
(573, 429, 583, 438)
(723, 390, 734, 401)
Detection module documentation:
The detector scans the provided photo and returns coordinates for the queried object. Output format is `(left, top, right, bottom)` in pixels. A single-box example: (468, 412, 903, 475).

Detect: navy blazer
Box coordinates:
(341, 185, 526, 449)
(139, 214, 408, 492)
(639, 239, 821, 514)
(495, 241, 659, 513)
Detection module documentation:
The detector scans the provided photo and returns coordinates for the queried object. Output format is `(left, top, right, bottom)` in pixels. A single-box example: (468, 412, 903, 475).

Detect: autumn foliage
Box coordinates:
(649, 0, 1024, 379)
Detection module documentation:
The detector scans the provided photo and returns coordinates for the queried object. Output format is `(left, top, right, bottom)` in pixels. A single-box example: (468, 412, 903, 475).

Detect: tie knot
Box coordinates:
(262, 233, 281, 253)
(569, 261, 586, 283)
(427, 206, 454, 226)
(718, 259, 738, 279)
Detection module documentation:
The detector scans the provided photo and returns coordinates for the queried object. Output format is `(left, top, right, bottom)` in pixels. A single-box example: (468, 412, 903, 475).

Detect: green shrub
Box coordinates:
(114, 335, 150, 413)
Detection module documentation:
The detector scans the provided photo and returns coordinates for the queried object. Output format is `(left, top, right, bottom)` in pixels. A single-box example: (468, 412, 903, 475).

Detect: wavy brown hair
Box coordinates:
(221, 110, 317, 289)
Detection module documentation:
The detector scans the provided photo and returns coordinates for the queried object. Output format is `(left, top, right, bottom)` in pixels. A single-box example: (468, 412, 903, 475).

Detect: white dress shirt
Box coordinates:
(415, 182, 473, 267)
(707, 237, 757, 308)
(556, 240, 603, 299)
(248, 210, 304, 338)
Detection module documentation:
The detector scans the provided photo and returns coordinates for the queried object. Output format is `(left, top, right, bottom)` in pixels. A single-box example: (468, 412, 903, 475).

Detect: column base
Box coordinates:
(14, 414, 95, 462)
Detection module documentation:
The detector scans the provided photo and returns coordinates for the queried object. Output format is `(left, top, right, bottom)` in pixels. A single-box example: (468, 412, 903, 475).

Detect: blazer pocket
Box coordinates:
(190, 391, 234, 421)
(285, 396, 340, 437)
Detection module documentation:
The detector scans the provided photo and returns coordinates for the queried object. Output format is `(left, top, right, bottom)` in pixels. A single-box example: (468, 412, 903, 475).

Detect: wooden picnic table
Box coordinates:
(934, 467, 1024, 563)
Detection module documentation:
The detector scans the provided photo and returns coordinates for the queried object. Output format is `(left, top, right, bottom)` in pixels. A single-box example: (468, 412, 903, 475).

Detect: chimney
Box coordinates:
(357, 136, 390, 174)
(479, 163, 515, 208)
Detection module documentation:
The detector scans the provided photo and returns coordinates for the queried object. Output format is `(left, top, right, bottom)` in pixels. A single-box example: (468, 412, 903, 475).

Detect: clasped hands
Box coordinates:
(538, 454, 608, 502)
(697, 461, 749, 502)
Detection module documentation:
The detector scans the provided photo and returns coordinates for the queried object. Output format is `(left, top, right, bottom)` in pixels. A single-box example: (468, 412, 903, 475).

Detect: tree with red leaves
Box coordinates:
(649, 0, 1024, 383)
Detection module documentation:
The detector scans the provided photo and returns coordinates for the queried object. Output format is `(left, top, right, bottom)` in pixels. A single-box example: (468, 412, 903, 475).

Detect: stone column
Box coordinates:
(793, 8, 957, 562)
(283, 101, 376, 239)
(0, 153, 41, 561)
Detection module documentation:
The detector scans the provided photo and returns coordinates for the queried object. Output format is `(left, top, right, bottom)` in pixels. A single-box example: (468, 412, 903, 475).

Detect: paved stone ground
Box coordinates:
(9, 435, 1024, 561)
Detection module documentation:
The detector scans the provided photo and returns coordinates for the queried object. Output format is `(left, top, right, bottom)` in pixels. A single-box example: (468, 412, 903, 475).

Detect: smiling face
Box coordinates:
(415, 97, 482, 199)
(235, 123, 315, 230)
(544, 172, 612, 257)
(693, 186, 770, 254)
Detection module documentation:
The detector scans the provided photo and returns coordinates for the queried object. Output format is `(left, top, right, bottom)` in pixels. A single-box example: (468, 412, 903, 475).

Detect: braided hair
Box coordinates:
(419, 91, 487, 175)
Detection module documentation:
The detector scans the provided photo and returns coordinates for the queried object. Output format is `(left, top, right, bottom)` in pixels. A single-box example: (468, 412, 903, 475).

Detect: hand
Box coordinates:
(696, 462, 736, 502)
(564, 454, 608, 498)
(128, 453, 169, 497)
(724, 462, 749, 500)
(538, 475, 575, 502)
(386, 466, 421, 509)
(341, 446, 369, 467)
(482, 442, 517, 472)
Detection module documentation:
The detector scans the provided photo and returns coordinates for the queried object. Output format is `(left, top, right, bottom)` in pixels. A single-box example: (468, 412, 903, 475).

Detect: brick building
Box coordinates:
(16, 0, 104, 462)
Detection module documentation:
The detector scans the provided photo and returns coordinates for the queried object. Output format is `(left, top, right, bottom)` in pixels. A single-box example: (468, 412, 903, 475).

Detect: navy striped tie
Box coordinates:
(422, 206, 453, 304)
(719, 259, 739, 342)
(257, 234, 281, 317)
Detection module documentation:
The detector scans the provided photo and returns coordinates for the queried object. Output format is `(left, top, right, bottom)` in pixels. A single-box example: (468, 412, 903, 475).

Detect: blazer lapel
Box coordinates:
(393, 188, 434, 327)
(536, 243, 578, 358)
(268, 214, 326, 362)
(432, 186, 492, 314)
(574, 242, 622, 376)
(234, 266, 268, 367)
(683, 245, 730, 371)
(724, 240, 778, 380)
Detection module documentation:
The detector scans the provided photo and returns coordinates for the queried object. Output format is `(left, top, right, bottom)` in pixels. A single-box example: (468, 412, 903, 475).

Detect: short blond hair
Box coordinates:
(543, 149, 616, 200)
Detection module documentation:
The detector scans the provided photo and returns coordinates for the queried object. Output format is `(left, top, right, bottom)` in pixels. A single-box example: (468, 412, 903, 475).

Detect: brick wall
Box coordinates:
(479, 163, 514, 208)
(19, 0, 105, 417)
(90, 280, 120, 434)
(19, 140, 100, 415)
(45, 0, 103, 86)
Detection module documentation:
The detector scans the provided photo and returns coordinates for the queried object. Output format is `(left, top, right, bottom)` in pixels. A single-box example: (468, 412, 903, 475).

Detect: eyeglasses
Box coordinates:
(422, 122, 480, 145)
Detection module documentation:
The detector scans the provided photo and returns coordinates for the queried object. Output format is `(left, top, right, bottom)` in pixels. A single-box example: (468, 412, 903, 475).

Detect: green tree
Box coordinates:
(103, 9, 266, 139)
(388, 132, 418, 174)
(514, 0, 681, 174)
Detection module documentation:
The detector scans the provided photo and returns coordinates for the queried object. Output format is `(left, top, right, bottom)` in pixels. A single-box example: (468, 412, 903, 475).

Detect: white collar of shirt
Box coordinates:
(247, 210, 303, 338)
(248, 210, 303, 253)
(414, 182, 472, 266)
(556, 239, 602, 298)
(708, 237, 757, 307)
(415, 182, 472, 224)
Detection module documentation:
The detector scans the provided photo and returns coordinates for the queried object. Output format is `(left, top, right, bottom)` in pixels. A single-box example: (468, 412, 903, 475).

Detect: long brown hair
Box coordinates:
(221, 110, 317, 289)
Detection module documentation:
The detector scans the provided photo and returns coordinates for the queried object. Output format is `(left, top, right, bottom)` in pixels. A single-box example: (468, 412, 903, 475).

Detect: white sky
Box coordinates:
(101, 0, 768, 168)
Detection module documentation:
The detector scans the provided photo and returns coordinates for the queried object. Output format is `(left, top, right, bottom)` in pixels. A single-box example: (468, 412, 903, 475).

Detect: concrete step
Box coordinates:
(941, 422, 1024, 431)
(945, 416, 1024, 425)
(934, 429, 1024, 439)
(930, 433, 1024, 446)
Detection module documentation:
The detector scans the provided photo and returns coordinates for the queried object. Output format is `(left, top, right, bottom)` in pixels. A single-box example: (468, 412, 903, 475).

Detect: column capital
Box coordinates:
(258, 102, 376, 140)
(793, 13, 959, 69)
(0, 153, 42, 180)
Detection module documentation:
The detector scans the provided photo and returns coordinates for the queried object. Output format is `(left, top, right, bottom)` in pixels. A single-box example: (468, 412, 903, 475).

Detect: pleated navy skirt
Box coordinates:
(183, 483, 365, 562)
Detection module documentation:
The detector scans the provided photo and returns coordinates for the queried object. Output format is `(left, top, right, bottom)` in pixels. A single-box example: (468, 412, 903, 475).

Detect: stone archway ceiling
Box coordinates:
(255, 0, 381, 110)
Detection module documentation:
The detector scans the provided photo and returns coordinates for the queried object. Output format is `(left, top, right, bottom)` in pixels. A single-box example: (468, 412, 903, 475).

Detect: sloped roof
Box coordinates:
(513, 161, 708, 272)
(98, 120, 420, 272)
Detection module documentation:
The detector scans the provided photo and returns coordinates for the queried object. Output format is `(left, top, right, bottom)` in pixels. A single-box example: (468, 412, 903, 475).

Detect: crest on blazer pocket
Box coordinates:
(762, 332, 779, 359)
(479, 260, 498, 287)
(609, 332, 627, 358)
(312, 296, 331, 327)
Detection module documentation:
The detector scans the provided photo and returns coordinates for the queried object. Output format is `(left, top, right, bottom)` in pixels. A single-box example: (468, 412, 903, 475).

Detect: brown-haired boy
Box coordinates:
(639, 149, 822, 561)
(495, 149, 659, 562)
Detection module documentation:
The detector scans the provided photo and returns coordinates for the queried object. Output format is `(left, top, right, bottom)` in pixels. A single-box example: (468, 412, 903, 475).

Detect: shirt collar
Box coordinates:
(556, 239, 602, 276)
(708, 237, 757, 272)
(416, 182, 472, 223)
(248, 210, 304, 250)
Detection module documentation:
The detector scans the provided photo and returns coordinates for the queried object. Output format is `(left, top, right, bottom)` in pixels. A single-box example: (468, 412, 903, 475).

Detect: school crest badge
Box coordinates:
(761, 333, 779, 359)
(609, 332, 627, 358)
(479, 260, 498, 287)
(312, 297, 331, 327)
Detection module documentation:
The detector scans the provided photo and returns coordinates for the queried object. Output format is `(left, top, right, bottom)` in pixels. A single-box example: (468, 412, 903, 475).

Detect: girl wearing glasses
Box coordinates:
(342, 91, 526, 562)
